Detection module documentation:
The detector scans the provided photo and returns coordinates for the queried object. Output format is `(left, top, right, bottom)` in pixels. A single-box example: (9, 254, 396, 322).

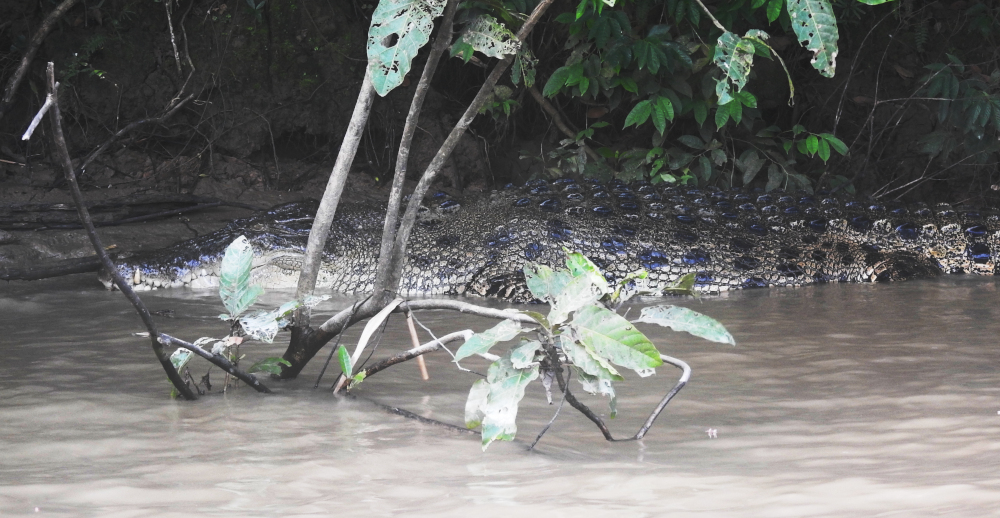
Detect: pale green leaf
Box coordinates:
(560, 335, 623, 381)
(787, 0, 839, 78)
(633, 305, 736, 345)
(524, 263, 573, 301)
(465, 378, 490, 429)
(624, 100, 653, 128)
(573, 367, 617, 417)
(481, 353, 540, 450)
(454, 319, 523, 361)
(713, 32, 755, 104)
(219, 235, 262, 319)
(510, 339, 542, 369)
(461, 15, 520, 59)
(549, 274, 604, 325)
(368, 0, 447, 96)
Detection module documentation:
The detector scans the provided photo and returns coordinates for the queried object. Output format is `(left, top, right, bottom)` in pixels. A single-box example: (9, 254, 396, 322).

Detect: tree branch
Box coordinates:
(0, 0, 79, 122)
(41, 62, 196, 400)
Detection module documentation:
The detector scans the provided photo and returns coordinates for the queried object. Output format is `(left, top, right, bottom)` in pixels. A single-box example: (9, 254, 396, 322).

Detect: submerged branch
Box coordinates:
(158, 334, 271, 393)
(555, 351, 692, 442)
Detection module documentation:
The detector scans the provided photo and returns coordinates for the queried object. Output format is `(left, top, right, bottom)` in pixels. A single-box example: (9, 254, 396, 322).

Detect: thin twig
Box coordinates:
(529, 367, 571, 450)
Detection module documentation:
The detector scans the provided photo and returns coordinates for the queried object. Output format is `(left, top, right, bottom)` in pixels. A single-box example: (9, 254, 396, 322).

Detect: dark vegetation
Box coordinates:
(1, 1, 998, 201)
(3, 0, 1000, 446)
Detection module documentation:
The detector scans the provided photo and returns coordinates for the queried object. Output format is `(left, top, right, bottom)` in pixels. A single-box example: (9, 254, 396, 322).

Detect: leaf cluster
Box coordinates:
(459, 252, 734, 450)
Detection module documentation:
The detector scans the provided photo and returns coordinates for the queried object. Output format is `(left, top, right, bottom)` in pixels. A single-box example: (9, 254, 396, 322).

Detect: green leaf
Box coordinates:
(518, 310, 551, 330)
(368, 0, 448, 96)
(510, 339, 542, 369)
(676, 134, 705, 149)
(619, 76, 639, 93)
(543, 66, 572, 97)
(572, 305, 662, 373)
(766, 163, 783, 191)
(337, 344, 352, 376)
(624, 100, 653, 128)
(817, 138, 830, 162)
(692, 100, 708, 127)
(806, 134, 819, 155)
(786, 0, 839, 78)
(711, 148, 727, 166)
(454, 319, 524, 361)
(715, 102, 731, 129)
(739, 149, 765, 184)
(820, 133, 848, 155)
(465, 379, 489, 429)
(481, 353, 540, 450)
(766, 0, 783, 22)
(219, 235, 263, 320)
(633, 306, 736, 345)
(524, 263, 573, 301)
(565, 252, 610, 293)
(248, 357, 291, 375)
(561, 335, 623, 381)
(550, 274, 604, 325)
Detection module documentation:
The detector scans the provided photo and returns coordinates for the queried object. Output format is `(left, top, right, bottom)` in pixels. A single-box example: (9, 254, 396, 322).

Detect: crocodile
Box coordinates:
(99, 178, 999, 300)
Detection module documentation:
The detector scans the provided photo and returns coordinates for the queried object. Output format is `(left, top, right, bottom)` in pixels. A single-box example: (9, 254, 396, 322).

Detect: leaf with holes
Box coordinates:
(713, 31, 756, 105)
(786, 0, 839, 78)
(368, 0, 447, 96)
(524, 263, 574, 301)
(461, 15, 520, 60)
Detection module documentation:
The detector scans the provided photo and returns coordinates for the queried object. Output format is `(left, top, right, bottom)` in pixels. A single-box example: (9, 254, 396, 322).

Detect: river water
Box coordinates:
(1, 275, 998, 516)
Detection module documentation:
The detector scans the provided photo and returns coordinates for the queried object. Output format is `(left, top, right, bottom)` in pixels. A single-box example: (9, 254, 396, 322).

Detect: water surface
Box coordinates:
(1, 275, 998, 516)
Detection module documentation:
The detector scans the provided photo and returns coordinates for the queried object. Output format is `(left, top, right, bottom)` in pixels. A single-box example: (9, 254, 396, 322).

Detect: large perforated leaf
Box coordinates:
(461, 15, 520, 59)
(786, 0, 839, 78)
(367, 0, 447, 96)
(713, 31, 755, 105)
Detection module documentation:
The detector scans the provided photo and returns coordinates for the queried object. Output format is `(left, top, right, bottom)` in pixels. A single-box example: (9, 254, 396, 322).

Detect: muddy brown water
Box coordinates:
(1, 275, 999, 516)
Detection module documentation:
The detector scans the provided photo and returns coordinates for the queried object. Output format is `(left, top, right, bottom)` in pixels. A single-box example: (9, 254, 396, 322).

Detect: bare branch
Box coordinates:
(0, 0, 80, 122)
(39, 62, 196, 400)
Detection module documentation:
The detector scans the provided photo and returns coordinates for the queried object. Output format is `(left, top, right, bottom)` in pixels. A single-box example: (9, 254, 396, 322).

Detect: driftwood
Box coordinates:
(0, 194, 260, 230)
(0, 255, 103, 281)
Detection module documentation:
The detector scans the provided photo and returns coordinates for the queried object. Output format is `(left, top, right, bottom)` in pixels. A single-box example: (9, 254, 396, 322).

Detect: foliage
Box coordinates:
(368, 0, 448, 96)
(916, 54, 1000, 166)
(169, 236, 327, 393)
(460, 252, 734, 450)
